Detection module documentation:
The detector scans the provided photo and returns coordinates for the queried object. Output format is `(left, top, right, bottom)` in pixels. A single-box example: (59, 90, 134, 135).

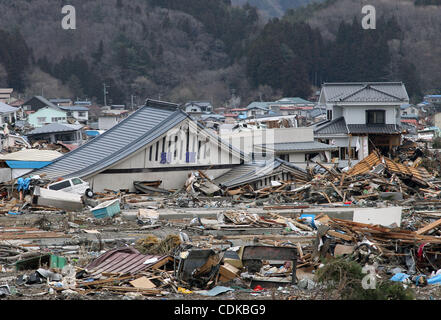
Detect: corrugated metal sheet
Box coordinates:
(85, 247, 169, 276)
(32, 102, 186, 179)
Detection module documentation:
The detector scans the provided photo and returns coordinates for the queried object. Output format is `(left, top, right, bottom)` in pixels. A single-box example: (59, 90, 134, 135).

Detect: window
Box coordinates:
(37, 117, 46, 123)
(48, 180, 71, 190)
(327, 110, 332, 120)
(366, 110, 385, 124)
(78, 112, 86, 117)
(71, 178, 83, 185)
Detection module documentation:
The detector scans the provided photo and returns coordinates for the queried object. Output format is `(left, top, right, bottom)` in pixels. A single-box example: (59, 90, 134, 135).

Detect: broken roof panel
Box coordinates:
(346, 151, 432, 183)
(214, 158, 309, 188)
(85, 247, 170, 276)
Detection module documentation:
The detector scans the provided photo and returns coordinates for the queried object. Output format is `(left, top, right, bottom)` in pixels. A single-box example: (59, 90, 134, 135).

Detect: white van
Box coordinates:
(47, 177, 94, 198)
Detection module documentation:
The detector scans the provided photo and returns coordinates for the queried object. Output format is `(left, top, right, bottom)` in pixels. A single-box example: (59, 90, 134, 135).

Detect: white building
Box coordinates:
(313, 82, 409, 167)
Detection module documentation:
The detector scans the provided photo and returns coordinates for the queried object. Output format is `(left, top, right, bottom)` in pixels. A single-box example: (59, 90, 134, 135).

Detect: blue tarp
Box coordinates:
(85, 130, 101, 137)
(6, 161, 52, 169)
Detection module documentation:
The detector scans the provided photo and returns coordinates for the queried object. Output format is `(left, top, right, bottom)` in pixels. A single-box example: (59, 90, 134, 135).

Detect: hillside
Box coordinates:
(0, 0, 261, 106)
(0, 0, 440, 107)
(231, 0, 324, 18)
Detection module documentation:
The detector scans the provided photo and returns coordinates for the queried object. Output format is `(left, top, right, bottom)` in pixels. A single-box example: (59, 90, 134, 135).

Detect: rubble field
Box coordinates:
(3, 143, 441, 300)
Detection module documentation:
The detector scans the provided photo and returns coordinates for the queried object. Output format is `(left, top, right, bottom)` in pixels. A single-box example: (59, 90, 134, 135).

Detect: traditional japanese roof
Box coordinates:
(314, 117, 402, 135)
(320, 82, 409, 103)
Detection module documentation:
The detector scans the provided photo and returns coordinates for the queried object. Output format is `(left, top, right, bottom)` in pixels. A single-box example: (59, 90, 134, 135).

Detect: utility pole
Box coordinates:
(103, 83, 110, 106)
(131, 95, 137, 110)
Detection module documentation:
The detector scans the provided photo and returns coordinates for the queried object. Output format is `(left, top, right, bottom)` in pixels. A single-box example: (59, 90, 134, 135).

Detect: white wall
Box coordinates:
(88, 168, 232, 191)
(98, 117, 118, 130)
(342, 105, 398, 125)
(0, 168, 11, 183)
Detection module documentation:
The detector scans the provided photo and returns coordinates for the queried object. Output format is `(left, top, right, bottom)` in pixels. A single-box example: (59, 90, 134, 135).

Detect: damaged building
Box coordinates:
(29, 100, 248, 192)
(313, 82, 409, 167)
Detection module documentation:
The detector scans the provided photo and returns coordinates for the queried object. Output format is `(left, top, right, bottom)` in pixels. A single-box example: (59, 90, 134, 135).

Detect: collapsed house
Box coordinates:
(29, 100, 248, 192)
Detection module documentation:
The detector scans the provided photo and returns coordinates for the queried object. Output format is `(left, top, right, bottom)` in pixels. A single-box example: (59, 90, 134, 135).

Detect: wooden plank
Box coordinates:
(416, 218, 441, 235)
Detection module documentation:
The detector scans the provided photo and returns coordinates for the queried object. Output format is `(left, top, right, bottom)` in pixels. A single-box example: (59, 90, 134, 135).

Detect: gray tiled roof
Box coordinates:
(314, 117, 348, 135)
(28, 123, 83, 135)
(258, 141, 338, 152)
(346, 124, 402, 134)
(31, 96, 59, 109)
(321, 82, 409, 103)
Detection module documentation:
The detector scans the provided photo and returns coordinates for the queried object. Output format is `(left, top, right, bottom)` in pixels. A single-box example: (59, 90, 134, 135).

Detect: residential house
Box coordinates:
(59, 105, 89, 123)
(424, 95, 441, 104)
(28, 106, 68, 128)
(220, 126, 336, 169)
(26, 123, 84, 145)
(0, 102, 18, 125)
(268, 97, 315, 118)
(184, 101, 213, 113)
(313, 82, 409, 167)
(0, 88, 13, 104)
(22, 96, 58, 112)
(245, 102, 270, 118)
(400, 104, 419, 118)
(30, 99, 247, 191)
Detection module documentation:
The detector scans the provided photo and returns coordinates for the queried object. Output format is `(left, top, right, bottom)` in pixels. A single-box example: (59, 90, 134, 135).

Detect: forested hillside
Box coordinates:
(0, 0, 440, 106)
(231, 0, 324, 18)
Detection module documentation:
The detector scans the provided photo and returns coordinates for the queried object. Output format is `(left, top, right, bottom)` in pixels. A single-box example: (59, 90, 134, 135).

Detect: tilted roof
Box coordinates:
(28, 123, 83, 135)
(214, 158, 309, 188)
(31, 99, 245, 180)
